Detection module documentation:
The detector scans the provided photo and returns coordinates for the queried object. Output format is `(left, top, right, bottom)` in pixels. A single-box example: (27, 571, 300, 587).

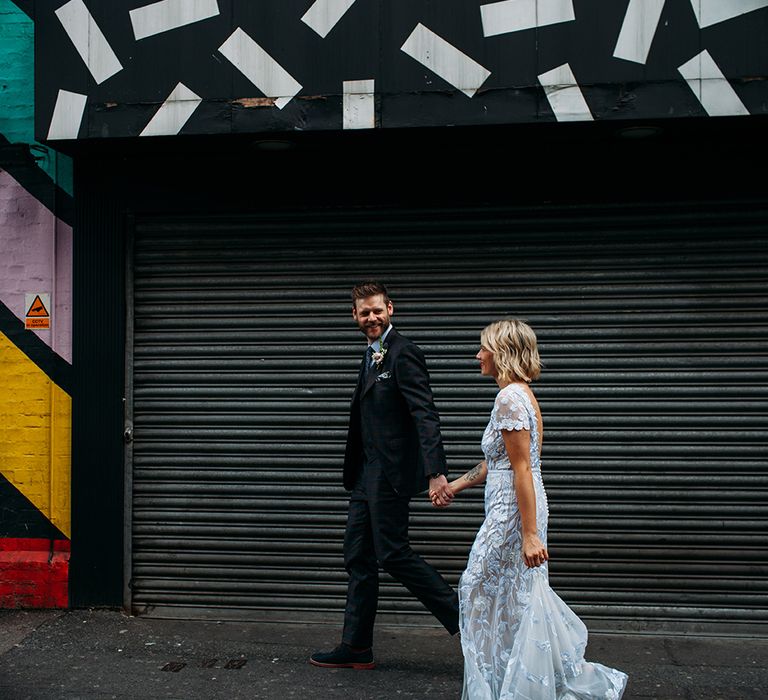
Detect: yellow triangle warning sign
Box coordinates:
(26, 295, 50, 318)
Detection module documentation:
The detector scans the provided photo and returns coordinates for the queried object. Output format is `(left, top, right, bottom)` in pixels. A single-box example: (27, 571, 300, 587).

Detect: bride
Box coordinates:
(431, 319, 627, 700)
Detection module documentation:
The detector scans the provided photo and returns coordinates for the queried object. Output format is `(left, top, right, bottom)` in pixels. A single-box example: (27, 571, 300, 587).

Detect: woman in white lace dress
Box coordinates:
(432, 320, 627, 700)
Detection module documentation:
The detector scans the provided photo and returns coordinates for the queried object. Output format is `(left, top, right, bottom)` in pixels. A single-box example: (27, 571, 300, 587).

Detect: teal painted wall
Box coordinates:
(0, 0, 73, 196)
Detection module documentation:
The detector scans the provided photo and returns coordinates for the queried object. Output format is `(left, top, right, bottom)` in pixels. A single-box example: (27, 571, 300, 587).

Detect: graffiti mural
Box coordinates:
(32, 0, 768, 140)
(0, 0, 72, 608)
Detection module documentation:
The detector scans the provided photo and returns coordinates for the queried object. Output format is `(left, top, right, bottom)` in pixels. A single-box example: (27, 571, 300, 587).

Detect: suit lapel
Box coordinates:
(361, 362, 378, 398)
(351, 355, 366, 403)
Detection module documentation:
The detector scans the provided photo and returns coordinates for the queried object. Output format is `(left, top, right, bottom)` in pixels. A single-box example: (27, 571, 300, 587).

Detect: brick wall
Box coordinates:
(0, 0, 73, 609)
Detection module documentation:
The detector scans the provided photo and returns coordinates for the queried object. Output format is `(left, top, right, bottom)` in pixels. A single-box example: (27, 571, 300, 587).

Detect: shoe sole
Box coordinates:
(309, 658, 376, 670)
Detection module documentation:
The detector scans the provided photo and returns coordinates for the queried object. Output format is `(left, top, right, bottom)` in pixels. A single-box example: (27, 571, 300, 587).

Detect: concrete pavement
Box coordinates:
(1, 609, 767, 699)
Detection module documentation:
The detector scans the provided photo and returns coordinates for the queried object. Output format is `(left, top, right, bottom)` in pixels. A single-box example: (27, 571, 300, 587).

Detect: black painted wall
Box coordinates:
(70, 158, 126, 606)
(35, 0, 768, 141)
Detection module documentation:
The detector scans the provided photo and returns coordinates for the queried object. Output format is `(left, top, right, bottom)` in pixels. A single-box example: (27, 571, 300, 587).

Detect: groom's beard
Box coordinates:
(360, 318, 388, 341)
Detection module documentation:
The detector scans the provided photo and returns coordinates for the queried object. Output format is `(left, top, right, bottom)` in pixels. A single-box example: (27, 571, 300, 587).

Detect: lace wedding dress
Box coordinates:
(459, 384, 628, 700)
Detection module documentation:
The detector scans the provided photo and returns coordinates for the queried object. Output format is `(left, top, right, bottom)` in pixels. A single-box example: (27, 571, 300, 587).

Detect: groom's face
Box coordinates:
(353, 294, 393, 342)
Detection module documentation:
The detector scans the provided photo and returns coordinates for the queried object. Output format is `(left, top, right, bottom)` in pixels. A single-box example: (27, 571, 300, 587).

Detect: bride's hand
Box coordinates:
(431, 480, 456, 508)
(523, 535, 549, 568)
(430, 490, 452, 508)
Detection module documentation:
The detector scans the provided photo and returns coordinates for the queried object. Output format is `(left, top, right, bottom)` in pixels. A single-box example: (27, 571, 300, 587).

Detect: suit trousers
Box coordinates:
(341, 461, 460, 648)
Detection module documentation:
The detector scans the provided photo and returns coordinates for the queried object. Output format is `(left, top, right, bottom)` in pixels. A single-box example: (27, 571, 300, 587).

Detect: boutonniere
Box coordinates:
(371, 341, 388, 370)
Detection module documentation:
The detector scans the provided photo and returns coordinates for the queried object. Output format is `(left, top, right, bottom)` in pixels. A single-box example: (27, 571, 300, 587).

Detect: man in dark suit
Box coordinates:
(310, 281, 460, 669)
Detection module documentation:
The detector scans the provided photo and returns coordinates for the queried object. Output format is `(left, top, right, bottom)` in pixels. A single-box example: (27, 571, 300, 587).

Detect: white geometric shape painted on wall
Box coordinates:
(480, 0, 575, 38)
(55, 0, 123, 84)
(140, 83, 203, 136)
(678, 50, 750, 117)
(691, 0, 768, 28)
(218, 28, 303, 110)
(302, 0, 358, 39)
(130, 0, 220, 41)
(400, 24, 492, 98)
(538, 63, 594, 122)
(35, 0, 768, 141)
(613, 0, 666, 65)
(47, 89, 88, 140)
(343, 80, 375, 130)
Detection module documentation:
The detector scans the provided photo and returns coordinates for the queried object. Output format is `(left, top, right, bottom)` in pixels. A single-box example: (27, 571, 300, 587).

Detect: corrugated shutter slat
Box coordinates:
(129, 202, 768, 632)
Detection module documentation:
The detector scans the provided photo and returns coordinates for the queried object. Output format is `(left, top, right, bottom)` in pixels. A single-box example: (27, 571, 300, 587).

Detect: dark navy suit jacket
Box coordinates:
(343, 328, 447, 496)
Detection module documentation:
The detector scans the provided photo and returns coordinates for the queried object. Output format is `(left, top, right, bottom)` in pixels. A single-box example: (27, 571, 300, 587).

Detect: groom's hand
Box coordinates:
(430, 492, 451, 508)
(429, 474, 453, 507)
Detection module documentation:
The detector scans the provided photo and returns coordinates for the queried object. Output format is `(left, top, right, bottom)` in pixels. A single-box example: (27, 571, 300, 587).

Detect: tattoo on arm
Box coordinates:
(464, 462, 484, 483)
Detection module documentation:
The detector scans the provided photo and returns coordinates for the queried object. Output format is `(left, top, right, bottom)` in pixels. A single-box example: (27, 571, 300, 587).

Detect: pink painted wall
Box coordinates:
(0, 169, 72, 364)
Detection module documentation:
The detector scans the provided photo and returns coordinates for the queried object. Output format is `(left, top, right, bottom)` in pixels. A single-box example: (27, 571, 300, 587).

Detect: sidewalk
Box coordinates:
(1, 609, 766, 699)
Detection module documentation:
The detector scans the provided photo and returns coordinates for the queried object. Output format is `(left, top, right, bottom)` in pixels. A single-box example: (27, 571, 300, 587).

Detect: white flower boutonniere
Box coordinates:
(371, 341, 388, 370)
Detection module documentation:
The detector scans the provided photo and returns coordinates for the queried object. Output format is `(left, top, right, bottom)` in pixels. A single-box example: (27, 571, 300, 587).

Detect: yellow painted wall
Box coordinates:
(0, 332, 71, 538)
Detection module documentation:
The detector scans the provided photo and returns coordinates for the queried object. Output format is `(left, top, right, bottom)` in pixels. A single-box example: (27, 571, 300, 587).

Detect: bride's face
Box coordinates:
(476, 347, 497, 378)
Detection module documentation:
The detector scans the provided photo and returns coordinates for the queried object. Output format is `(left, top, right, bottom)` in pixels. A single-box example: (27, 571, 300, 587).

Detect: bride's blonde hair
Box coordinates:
(480, 319, 541, 383)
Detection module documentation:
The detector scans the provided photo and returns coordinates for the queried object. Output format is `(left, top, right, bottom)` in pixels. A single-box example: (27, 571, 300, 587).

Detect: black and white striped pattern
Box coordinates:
(33, 0, 768, 140)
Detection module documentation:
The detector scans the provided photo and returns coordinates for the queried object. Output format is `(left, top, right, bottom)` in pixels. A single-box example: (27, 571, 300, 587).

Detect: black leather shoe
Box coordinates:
(309, 643, 375, 669)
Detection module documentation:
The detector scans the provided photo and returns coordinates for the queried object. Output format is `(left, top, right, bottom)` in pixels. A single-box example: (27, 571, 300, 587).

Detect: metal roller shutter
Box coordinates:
(128, 201, 768, 632)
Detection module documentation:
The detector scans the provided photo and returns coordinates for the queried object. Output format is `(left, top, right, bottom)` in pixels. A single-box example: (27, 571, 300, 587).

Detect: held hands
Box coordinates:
(429, 474, 454, 508)
(523, 534, 549, 568)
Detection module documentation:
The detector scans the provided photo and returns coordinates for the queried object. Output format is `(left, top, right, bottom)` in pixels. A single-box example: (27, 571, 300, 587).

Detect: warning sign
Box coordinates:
(25, 293, 51, 330)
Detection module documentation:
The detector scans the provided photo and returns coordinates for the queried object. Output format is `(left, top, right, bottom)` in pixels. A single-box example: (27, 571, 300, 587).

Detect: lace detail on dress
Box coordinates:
(491, 388, 531, 433)
(482, 384, 541, 473)
(459, 385, 627, 699)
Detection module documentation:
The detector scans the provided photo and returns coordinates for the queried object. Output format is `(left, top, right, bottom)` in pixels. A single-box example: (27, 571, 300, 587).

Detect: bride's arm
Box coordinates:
(450, 460, 488, 495)
(501, 429, 548, 568)
(431, 460, 487, 507)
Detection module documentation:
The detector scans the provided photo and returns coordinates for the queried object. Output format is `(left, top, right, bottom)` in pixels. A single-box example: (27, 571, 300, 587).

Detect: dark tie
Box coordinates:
(363, 346, 374, 379)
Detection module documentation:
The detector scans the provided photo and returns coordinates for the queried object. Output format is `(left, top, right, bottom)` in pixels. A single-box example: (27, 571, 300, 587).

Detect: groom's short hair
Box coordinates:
(351, 280, 390, 306)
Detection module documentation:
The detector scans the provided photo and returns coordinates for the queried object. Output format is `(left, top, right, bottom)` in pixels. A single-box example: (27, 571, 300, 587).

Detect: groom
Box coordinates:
(310, 281, 459, 669)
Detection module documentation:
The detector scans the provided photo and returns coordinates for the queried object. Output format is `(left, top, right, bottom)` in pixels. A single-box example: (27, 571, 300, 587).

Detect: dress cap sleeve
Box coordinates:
(491, 387, 531, 432)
